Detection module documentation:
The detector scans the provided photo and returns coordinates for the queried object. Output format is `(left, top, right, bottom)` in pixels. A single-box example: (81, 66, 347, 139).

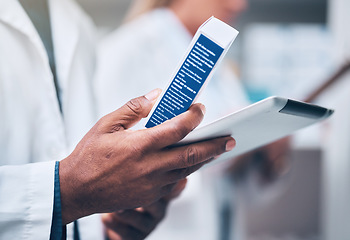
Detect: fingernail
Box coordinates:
(225, 139, 236, 152)
(145, 88, 161, 101)
(199, 104, 206, 115)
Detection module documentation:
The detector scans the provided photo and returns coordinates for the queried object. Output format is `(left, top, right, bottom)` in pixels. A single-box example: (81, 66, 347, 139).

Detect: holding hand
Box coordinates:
(103, 179, 187, 240)
(59, 89, 235, 224)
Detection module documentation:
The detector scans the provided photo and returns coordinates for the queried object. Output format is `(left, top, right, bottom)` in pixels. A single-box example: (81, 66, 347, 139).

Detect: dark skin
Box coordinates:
(103, 179, 188, 240)
(59, 89, 236, 224)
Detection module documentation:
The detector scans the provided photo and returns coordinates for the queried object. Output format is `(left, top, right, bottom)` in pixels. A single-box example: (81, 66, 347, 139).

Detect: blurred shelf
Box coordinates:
(238, 0, 328, 26)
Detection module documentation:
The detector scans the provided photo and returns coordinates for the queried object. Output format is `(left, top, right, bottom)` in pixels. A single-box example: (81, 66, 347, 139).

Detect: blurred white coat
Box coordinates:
(0, 0, 103, 239)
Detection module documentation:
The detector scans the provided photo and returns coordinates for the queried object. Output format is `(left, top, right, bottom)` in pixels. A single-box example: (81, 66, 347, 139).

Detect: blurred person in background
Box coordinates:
(95, 0, 249, 122)
(95, 0, 250, 239)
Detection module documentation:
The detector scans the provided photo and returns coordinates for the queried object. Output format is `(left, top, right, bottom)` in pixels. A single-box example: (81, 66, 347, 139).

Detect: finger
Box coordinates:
(159, 136, 235, 170)
(159, 182, 179, 199)
(140, 199, 168, 221)
(104, 220, 145, 240)
(103, 210, 155, 234)
(165, 159, 213, 183)
(100, 89, 161, 132)
(105, 229, 122, 240)
(163, 178, 187, 202)
(143, 103, 206, 149)
(134, 179, 187, 220)
(139, 179, 188, 221)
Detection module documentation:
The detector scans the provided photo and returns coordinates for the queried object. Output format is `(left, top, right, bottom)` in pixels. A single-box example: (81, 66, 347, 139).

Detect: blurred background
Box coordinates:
(77, 0, 350, 239)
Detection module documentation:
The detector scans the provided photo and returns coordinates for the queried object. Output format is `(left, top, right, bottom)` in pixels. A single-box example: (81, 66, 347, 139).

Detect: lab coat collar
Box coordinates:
(0, 0, 80, 102)
(0, 0, 52, 70)
(0, 0, 81, 117)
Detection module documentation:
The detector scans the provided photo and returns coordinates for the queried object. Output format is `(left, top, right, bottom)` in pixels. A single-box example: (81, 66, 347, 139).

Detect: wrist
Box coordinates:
(59, 157, 89, 224)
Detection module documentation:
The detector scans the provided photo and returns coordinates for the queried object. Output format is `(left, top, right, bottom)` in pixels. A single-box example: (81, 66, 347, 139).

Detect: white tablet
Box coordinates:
(176, 96, 334, 164)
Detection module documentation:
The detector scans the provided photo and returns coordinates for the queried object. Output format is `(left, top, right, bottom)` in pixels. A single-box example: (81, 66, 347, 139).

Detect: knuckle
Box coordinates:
(128, 144, 145, 161)
(184, 146, 201, 166)
(110, 123, 124, 132)
(126, 98, 144, 116)
(95, 114, 119, 133)
(144, 129, 162, 148)
(133, 132, 152, 153)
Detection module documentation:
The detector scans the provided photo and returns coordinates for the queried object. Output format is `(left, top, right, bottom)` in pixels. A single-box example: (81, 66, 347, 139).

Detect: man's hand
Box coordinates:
(59, 89, 235, 224)
(102, 179, 187, 240)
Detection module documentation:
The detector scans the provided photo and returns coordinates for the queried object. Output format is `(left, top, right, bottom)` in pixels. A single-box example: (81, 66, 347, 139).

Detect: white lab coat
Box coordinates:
(0, 0, 103, 239)
(95, 8, 249, 240)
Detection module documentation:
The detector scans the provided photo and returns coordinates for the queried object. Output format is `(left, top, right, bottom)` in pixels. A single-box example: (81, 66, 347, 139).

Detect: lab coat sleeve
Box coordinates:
(0, 160, 56, 239)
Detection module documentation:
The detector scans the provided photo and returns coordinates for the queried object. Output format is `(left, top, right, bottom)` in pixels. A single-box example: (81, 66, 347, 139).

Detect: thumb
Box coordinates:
(103, 89, 161, 132)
